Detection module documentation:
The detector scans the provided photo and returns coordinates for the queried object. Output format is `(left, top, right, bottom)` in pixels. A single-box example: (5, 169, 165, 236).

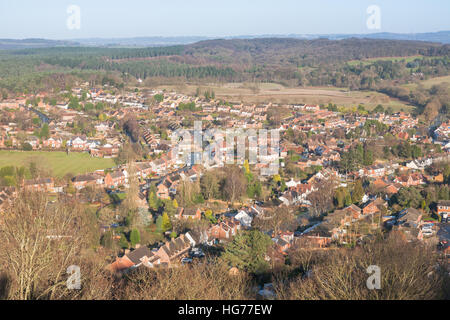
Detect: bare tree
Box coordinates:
(0, 191, 90, 299)
(223, 166, 247, 206)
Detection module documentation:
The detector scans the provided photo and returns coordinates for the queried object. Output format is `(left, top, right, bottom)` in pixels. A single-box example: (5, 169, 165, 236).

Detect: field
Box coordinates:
(155, 82, 414, 112)
(346, 55, 424, 66)
(0, 151, 116, 177)
(402, 75, 450, 90)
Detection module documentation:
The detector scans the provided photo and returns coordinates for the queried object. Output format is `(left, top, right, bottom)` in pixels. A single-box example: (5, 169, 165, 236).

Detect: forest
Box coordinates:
(0, 38, 449, 119)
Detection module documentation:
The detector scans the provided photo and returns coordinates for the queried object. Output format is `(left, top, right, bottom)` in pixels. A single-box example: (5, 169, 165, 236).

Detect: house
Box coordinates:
(208, 218, 241, 242)
(26, 136, 40, 149)
(394, 173, 424, 187)
(24, 178, 54, 192)
(234, 210, 253, 228)
(341, 204, 362, 220)
(108, 231, 207, 272)
(278, 191, 300, 206)
(42, 137, 62, 149)
(108, 245, 155, 273)
(437, 200, 450, 220)
(151, 158, 167, 174)
(156, 179, 171, 199)
(384, 183, 400, 195)
(90, 144, 119, 158)
(69, 136, 87, 151)
(177, 207, 202, 220)
(72, 173, 103, 190)
(104, 170, 128, 188)
(135, 162, 153, 178)
(362, 198, 388, 216)
(396, 208, 424, 241)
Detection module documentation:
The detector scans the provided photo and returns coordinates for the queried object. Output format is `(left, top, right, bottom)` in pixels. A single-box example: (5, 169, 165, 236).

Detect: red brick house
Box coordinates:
(362, 198, 388, 216)
(104, 170, 127, 188)
(207, 218, 241, 242)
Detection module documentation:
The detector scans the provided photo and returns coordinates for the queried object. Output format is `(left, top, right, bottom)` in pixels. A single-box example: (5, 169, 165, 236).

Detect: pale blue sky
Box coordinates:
(1, 0, 449, 39)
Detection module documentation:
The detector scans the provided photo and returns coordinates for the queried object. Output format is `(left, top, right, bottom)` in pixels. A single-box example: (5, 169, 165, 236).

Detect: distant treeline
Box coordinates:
(0, 38, 449, 109)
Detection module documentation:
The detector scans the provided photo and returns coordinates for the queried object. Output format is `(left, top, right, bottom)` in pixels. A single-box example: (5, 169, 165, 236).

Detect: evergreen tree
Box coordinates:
(352, 180, 365, 204)
(162, 212, 172, 232)
(155, 215, 164, 233)
(222, 230, 272, 274)
(118, 234, 129, 249)
(130, 229, 141, 247)
(148, 191, 159, 211)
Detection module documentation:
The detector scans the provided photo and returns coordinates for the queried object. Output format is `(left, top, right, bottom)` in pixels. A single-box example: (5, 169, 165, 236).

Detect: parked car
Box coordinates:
(190, 248, 205, 258)
(181, 257, 193, 265)
(422, 229, 434, 237)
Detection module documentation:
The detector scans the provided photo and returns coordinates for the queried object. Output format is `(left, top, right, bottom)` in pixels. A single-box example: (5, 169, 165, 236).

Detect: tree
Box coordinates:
(223, 166, 247, 205)
(22, 142, 33, 151)
(200, 171, 220, 200)
(373, 104, 384, 113)
(155, 215, 164, 233)
(255, 205, 296, 236)
(277, 232, 449, 299)
(119, 234, 129, 249)
(334, 187, 351, 208)
(153, 94, 164, 103)
(130, 229, 141, 247)
(39, 123, 50, 139)
(204, 209, 216, 224)
(0, 191, 90, 299)
(394, 187, 424, 209)
(352, 180, 364, 204)
(222, 230, 272, 275)
(148, 191, 160, 211)
(162, 212, 172, 232)
(307, 177, 337, 216)
(100, 230, 114, 249)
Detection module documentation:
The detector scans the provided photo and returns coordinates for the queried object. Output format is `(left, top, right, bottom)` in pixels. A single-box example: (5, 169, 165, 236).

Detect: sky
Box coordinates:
(0, 0, 449, 39)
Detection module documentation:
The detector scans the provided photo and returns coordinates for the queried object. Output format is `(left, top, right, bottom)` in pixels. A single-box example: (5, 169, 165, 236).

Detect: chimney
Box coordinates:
(135, 244, 141, 249)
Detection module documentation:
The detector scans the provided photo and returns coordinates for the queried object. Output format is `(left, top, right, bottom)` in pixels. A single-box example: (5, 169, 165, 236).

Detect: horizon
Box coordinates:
(1, 0, 450, 39)
(3, 30, 450, 42)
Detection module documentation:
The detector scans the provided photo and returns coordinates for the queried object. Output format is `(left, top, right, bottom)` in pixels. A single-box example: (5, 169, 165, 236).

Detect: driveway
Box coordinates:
(437, 223, 450, 242)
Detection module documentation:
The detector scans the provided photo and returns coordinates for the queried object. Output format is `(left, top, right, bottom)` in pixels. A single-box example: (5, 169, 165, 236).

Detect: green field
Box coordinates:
(0, 151, 116, 177)
(346, 55, 424, 66)
(402, 75, 450, 90)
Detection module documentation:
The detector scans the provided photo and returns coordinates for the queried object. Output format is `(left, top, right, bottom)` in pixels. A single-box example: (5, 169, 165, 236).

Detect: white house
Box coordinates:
(234, 210, 253, 228)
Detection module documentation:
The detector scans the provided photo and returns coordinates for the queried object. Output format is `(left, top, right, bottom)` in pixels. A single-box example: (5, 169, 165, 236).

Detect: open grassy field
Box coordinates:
(0, 151, 116, 177)
(155, 82, 414, 112)
(346, 55, 424, 66)
(402, 75, 450, 90)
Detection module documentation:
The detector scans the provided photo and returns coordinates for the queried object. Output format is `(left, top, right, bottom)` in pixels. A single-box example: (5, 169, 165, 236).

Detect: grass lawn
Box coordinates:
(0, 151, 116, 177)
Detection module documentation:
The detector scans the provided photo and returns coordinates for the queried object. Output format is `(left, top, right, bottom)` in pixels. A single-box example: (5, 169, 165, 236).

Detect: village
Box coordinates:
(0, 81, 449, 293)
